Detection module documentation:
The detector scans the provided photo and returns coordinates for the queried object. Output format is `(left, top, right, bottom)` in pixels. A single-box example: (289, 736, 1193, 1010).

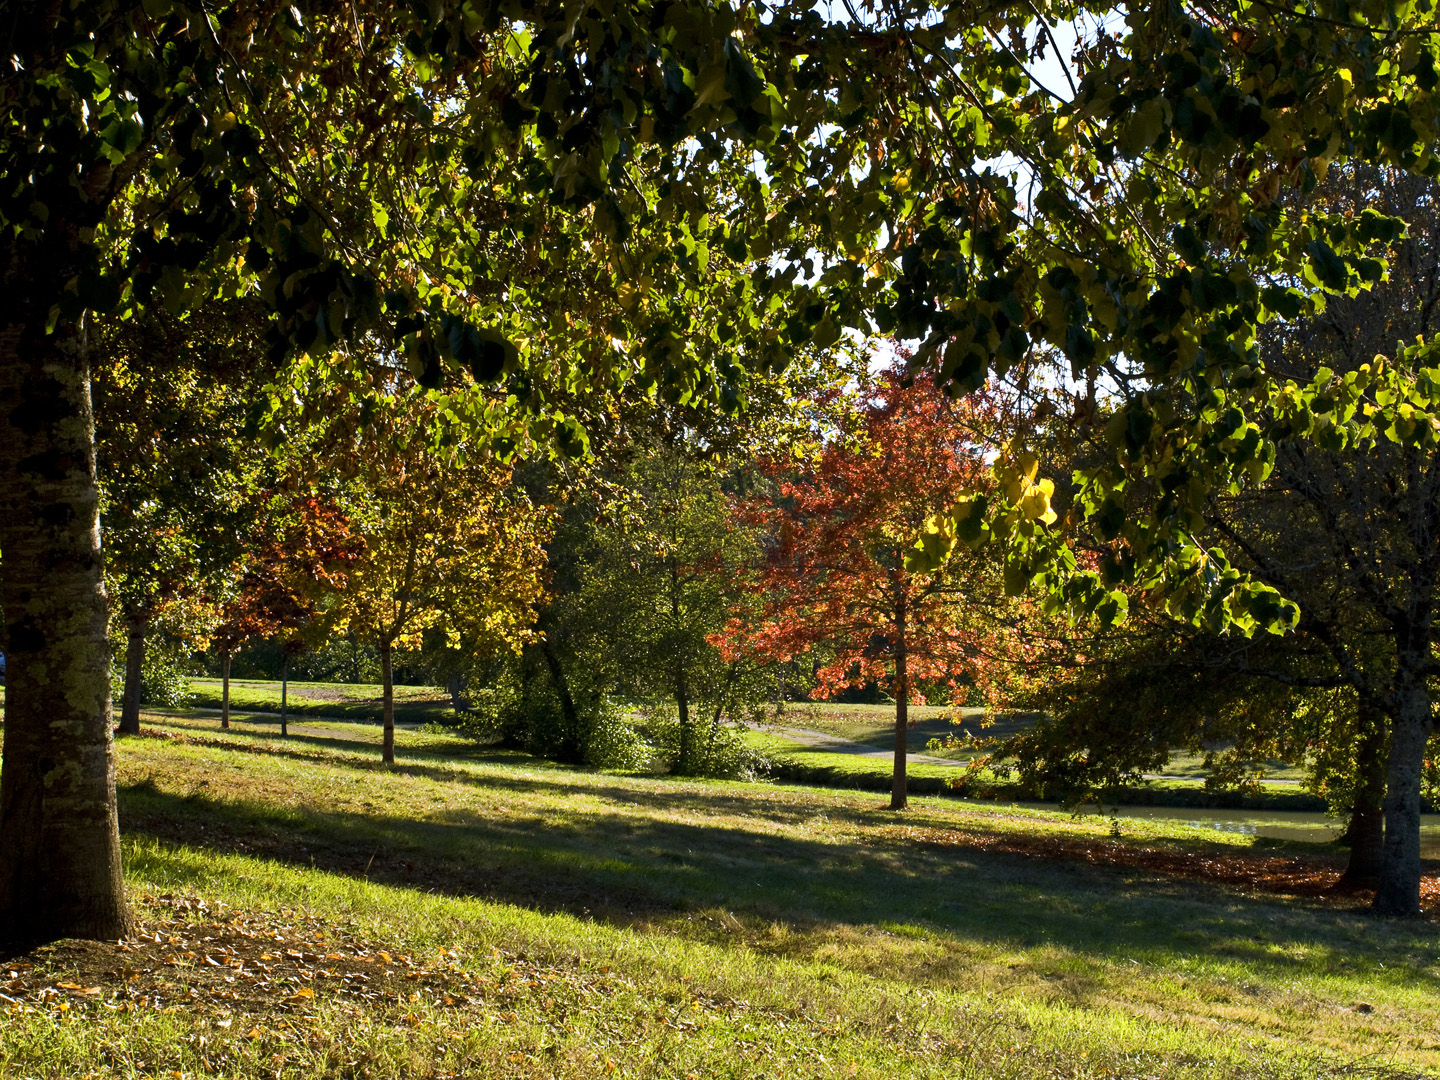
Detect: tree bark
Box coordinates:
(1374, 662, 1434, 916)
(1338, 696, 1386, 887)
(676, 664, 693, 774)
(380, 640, 395, 766)
(891, 601, 908, 811)
(0, 312, 130, 945)
(220, 647, 231, 730)
(539, 640, 583, 764)
(280, 653, 289, 739)
(116, 615, 146, 736)
(447, 672, 468, 711)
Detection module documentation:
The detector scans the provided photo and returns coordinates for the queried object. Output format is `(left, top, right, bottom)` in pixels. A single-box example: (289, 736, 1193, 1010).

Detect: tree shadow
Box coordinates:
(116, 774, 1440, 997)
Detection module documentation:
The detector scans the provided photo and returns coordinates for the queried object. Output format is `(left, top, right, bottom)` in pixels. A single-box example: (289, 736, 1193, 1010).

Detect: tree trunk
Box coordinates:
(280, 653, 289, 739)
(710, 662, 740, 738)
(1339, 696, 1386, 887)
(1374, 665, 1434, 916)
(447, 672, 468, 711)
(0, 312, 130, 945)
(220, 647, 231, 730)
(381, 640, 395, 765)
(117, 615, 146, 736)
(539, 640, 583, 764)
(891, 604, 908, 811)
(675, 664, 693, 774)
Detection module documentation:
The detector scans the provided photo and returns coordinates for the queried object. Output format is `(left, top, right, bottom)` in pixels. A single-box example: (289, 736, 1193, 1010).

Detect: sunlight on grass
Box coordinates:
(1, 710, 1434, 1079)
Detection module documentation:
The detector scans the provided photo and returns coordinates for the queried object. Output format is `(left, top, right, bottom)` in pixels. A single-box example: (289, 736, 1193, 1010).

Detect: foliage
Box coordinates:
(468, 661, 648, 771)
(526, 444, 772, 775)
(218, 489, 365, 652)
(718, 362, 1015, 804)
(331, 403, 551, 662)
(724, 365, 1005, 701)
(638, 705, 770, 781)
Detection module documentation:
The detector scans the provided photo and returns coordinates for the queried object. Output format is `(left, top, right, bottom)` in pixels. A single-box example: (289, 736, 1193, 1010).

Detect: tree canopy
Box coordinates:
(6, 0, 1440, 942)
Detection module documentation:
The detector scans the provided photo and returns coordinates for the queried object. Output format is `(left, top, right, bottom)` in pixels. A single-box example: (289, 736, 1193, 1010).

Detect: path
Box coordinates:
(755, 723, 1303, 785)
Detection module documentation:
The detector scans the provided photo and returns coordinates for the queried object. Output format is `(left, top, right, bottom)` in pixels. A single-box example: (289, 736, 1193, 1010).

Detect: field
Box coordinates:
(752, 703, 1319, 809)
(185, 679, 459, 726)
(1, 708, 1437, 1079)
(173, 683, 1315, 806)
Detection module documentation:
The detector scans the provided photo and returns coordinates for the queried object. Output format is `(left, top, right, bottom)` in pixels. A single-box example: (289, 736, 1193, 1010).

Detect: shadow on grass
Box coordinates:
(116, 762, 1440, 996)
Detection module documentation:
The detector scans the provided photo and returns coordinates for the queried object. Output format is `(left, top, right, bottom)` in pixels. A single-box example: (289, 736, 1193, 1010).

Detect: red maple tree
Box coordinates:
(716, 364, 1006, 808)
(210, 492, 362, 732)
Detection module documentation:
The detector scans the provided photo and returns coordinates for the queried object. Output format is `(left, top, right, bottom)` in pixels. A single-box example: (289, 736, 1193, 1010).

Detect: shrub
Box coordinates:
(640, 706, 771, 780)
(458, 663, 647, 770)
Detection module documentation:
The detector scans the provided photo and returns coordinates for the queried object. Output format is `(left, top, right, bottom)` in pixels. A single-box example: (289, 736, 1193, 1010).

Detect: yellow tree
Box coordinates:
(333, 412, 551, 765)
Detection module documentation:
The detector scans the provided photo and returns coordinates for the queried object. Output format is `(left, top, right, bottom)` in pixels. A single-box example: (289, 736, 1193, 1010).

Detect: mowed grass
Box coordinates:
(186, 678, 458, 725)
(1, 710, 1437, 1079)
(777, 702, 1319, 789)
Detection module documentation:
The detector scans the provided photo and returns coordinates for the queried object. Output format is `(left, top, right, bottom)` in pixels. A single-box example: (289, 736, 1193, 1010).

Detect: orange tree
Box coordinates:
(208, 490, 363, 732)
(717, 364, 1010, 809)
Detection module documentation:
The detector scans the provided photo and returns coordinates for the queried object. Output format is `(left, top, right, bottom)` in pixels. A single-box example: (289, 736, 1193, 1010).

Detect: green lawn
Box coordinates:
(1, 708, 1435, 1078)
(770, 701, 1313, 789)
(749, 726, 1323, 810)
(186, 678, 460, 726)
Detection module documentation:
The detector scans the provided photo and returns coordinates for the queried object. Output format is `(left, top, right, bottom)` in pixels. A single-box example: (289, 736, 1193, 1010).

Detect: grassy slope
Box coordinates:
(2, 709, 1436, 1079)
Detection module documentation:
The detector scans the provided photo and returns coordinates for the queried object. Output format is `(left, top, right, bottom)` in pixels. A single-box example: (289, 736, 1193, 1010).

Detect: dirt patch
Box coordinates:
(890, 823, 1440, 911)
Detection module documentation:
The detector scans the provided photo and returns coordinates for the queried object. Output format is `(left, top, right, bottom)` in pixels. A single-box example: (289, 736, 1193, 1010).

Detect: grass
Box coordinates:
(761, 703, 1321, 808)
(773, 702, 1311, 781)
(2, 708, 1437, 1078)
(749, 728, 1325, 810)
(185, 678, 459, 726)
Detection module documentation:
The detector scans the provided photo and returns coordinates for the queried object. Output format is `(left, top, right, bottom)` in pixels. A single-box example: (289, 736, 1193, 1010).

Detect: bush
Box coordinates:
(457, 663, 647, 770)
(110, 636, 192, 708)
(640, 706, 771, 780)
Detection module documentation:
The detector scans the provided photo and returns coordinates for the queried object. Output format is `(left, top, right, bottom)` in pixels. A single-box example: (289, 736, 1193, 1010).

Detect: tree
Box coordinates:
(1191, 166, 1440, 912)
(0, 0, 849, 942)
(532, 444, 769, 774)
(209, 489, 363, 733)
(719, 365, 1006, 809)
(890, 11, 1440, 913)
(332, 404, 550, 765)
(93, 301, 272, 735)
(7, 0, 1440, 942)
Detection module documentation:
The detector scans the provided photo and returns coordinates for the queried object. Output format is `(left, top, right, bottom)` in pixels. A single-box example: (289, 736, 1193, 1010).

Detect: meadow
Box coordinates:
(0, 708, 1435, 1079)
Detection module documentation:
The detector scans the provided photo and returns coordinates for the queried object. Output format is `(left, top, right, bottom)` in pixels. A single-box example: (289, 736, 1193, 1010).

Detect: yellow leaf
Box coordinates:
(1017, 450, 1039, 486)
